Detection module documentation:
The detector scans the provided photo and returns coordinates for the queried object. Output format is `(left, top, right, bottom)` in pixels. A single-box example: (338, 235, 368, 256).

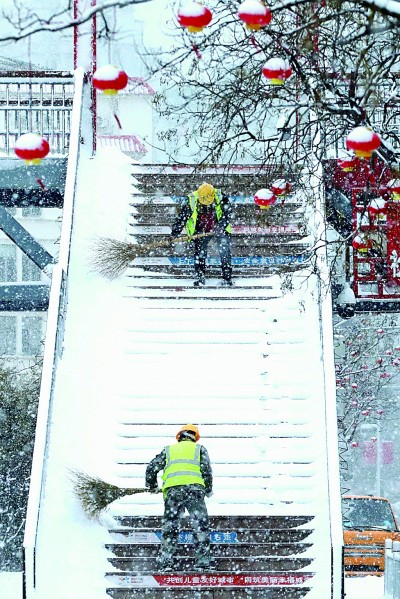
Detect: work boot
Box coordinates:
(221, 278, 233, 287)
(157, 559, 175, 572)
(193, 276, 205, 287)
(193, 559, 217, 572)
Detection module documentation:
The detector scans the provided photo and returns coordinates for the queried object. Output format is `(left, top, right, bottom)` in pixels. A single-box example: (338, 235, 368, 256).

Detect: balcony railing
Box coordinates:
(0, 71, 74, 156)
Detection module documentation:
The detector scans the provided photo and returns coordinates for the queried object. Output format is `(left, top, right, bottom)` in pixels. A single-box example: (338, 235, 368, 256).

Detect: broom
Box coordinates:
(89, 232, 215, 280)
(70, 469, 161, 520)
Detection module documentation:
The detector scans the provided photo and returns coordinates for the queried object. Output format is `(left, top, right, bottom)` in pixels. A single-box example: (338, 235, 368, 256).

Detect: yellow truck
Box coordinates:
(343, 495, 400, 576)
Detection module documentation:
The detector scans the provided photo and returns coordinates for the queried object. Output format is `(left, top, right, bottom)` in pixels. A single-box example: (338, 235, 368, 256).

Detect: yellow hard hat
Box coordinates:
(197, 183, 215, 205)
(176, 423, 200, 442)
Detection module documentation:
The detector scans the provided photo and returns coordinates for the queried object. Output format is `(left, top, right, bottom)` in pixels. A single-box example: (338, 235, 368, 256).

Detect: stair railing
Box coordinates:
(22, 66, 86, 599)
(310, 110, 345, 599)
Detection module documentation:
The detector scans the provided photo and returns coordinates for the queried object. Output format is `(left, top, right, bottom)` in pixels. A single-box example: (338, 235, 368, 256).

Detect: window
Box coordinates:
(22, 316, 44, 355)
(22, 254, 42, 282)
(0, 315, 17, 355)
(0, 245, 17, 282)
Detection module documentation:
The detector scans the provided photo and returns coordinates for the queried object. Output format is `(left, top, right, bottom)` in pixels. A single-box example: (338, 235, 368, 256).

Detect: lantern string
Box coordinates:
(113, 113, 122, 129)
(37, 178, 47, 191)
(111, 95, 123, 130)
(250, 34, 262, 53)
(191, 44, 202, 59)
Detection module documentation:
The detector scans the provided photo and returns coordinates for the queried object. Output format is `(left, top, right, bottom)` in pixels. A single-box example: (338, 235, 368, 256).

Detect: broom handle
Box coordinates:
(126, 487, 162, 494)
(142, 232, 215, 252)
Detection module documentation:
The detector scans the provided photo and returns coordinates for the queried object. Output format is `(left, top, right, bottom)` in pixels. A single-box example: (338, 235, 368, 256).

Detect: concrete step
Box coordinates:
(111, 515, 314, 529)
(106, 575, 313, 598)
(106, 542, 313, 558)
(106, 555, 313, 572)
(108, 528, 314, 544)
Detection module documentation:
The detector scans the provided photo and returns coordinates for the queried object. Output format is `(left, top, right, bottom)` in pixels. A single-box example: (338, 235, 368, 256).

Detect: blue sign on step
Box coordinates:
(155, 531, 238, 543)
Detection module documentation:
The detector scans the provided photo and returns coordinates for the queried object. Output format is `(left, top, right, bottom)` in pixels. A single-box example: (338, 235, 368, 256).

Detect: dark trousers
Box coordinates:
(158, 485, 211, 567)
(194, 234, 232, 281)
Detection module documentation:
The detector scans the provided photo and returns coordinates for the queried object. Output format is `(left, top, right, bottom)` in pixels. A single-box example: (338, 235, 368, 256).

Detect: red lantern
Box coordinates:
(352, 234, 371, 254)
(14, 133, 50, 165)
(238, 0, 271, 30)
(177, 2, 212, 32)
(271, 179, 291, 196)
(368, 197, 387, 220)
(262, 57, 292, 85)
(346, 126, 381, 159)
(254, 188, 277, 210)
(93, 65, 128, 95)
(337, 154, 358, 172)
(387, 178, 400, 201)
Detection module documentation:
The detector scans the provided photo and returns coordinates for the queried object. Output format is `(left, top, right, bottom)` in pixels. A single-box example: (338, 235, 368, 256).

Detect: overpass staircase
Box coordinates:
(100, 165, 343, 598)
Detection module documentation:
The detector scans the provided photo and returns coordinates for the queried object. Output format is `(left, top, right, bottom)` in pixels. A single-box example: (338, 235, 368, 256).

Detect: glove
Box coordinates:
(205, 491, 214, 498)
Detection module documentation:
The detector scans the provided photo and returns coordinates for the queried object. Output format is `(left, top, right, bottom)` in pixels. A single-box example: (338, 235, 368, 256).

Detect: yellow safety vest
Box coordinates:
(162, 441, 205, 494)
(185, 189, 232, 238)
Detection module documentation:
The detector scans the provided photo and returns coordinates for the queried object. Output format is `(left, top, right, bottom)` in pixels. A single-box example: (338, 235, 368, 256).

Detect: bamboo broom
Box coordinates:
(89, 232, 214, 280)
(70, 469, 161, 520)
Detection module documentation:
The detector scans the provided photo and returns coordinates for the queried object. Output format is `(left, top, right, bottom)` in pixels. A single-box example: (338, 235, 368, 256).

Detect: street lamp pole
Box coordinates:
(376, 419, 382, 496)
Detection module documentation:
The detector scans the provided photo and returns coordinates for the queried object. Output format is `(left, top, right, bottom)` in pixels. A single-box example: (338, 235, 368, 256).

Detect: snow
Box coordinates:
(178, 2, 208, 18)
(14, 132, 46, 150)
(93, 64, 123, 81)
(0, 571, 385, 598)
(254, 188, 275, 200)
(238, 0, 268, 16)
(347, 126, 379, 143)
(263, 57, 289, 71)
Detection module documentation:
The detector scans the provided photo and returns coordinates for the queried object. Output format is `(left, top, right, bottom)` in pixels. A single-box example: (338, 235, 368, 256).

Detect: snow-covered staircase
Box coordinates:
(23, 154, 343, 599)
(103, 285, 335, 597)
(100, 165, 343, 597)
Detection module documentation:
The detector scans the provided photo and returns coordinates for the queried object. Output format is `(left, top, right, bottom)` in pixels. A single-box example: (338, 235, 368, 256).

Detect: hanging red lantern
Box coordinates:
(238, 0, 271, 30)
(262, 57, 292, 85)
(368, 197, 387, 220)
(93, 65, 128, 95)
(177, 2, 212, 32)
(352, 234, 371, 254)
(271, 179, 292, 196)
(14, 133, 50, 165)
(337, 154, 358, 172)
(254, 188, 277, 210)
(345, 126, 381, 159)
(387, 178, 400, 201)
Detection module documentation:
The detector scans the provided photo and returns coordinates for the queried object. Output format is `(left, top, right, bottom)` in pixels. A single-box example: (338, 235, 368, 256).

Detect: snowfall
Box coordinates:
(1, 146, 391, 599)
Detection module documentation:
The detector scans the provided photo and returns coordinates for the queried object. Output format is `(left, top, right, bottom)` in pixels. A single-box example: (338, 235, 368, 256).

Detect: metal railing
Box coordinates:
(0, 71, 74, 156)
(22, 67, 86, 599)
(384, 539, 400, 598)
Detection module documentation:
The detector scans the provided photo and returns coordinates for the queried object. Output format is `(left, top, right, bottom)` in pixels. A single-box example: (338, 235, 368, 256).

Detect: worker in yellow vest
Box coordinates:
(145, 424, 214, 572)
(171, 182, 233, 287)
